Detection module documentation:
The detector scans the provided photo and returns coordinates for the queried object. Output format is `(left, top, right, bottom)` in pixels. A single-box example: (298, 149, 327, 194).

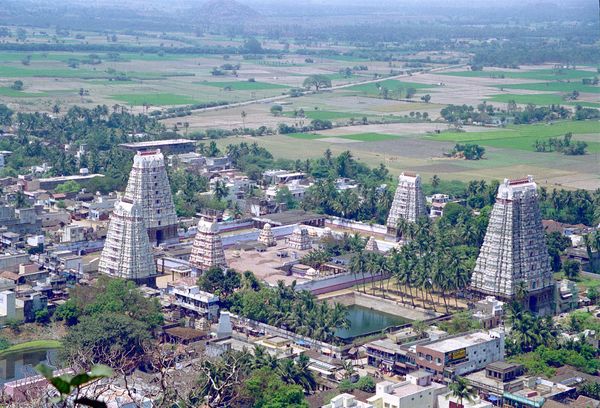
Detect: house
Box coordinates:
(366, 370, 447, 408)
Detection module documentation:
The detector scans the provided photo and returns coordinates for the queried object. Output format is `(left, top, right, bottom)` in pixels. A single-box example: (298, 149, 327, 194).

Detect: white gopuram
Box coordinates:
(189, 217, 226, 273)
(287, 226, 312, 250)
(258, 223, 277, 247)
(470, 176, 555, 315)
(124, 149, 178, 245)
(386, 172, 427, 237)
(99, 198, 157, 283)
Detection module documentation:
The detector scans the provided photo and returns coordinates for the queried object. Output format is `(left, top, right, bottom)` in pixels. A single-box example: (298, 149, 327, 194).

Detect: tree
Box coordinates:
(448, 376, 477, 407)
(214, 180, 230, 202)
(270, 105, 283, 116)
(302, 75, 332, 92)
(275, 186, 298, 209)
(431, 174, 440, 188)
(61, 312, 151, 369)
(241, 368, 308, 408)
(34, 308, 50, 324)
(241, 110, 247, 130)
(563, 259, 581, 280)
(421, 94, 431, 103)
(11, 80, 23, 91)
(54, 299, 80, 326)
(55, 180, 82, 193)
(242, 37, 263, 54)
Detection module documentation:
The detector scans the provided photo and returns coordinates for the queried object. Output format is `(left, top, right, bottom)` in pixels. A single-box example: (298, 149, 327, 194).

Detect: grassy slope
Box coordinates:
(0, 339, 62, 356)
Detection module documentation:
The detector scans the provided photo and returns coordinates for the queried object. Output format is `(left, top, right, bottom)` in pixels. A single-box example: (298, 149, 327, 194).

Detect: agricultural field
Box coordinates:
(0, 26, 597, 191)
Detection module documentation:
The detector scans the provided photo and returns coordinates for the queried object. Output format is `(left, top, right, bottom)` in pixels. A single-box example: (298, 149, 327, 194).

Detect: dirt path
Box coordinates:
(175, 63, 468, 115)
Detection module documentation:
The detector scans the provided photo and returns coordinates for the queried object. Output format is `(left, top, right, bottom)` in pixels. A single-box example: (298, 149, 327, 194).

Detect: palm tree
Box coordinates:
(240, 110, 247, 130)
(213, 180, 229, 202)
(431, 174, 440, 189)
(448, 376, 477, 407)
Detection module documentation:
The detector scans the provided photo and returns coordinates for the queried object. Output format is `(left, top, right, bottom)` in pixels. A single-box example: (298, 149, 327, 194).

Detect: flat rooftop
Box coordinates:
(422, 331, 497, 353)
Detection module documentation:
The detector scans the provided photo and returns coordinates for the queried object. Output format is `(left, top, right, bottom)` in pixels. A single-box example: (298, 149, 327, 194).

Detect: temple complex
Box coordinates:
(470, 176, 555, 315)
(124, 149, 178, 245)
(287, 226, 312, 250)
(189, 217, 227, 273)
(98, 198, 157, 284)
(386, 172, 427, 237)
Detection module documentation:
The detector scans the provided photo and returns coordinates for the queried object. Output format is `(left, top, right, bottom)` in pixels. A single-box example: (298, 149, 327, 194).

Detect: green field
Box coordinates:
(199, 80, 289, 90)
(333, 132, 401, 142)
(284, 132, 401, 142)
(0, 65, 191, 80)
(443, 69, 596, 81)
(111, 93, 201, 105)
(346, 79, 434, 96)
(490, 93, 600, 108)
(0, 87, 48, 97)
(496, 82, 600, 94)
(429, 120, 600, 152)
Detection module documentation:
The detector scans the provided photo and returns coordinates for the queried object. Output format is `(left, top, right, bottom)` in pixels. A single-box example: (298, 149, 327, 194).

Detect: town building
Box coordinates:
(465, 362, 575, 407)
(123, 150, 178, 245)
(189, 217, 226, 273)
(169, 284, 220, 320)
(414, 330, 505, 378)
(386, 172, 427, 237)
(98, 198, 157, 284)
(366, 370, 447, 408)
(470, 176, 555, 315)
(428, 193, 450, 218)
(472, 296, 505, 329)
(323, 393, 373, 408)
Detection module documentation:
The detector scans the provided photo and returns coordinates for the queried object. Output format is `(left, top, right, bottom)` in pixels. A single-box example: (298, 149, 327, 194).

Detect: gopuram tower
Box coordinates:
(98, 198, 157, 284)
(470, 176, 555, 315)
(189, 217, 227, 273)
(124, 150, 178, 245)
(386, 172, 427, 237)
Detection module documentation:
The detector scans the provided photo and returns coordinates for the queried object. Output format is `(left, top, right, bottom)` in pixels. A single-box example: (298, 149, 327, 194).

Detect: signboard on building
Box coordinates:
(447, 348, 466, 362)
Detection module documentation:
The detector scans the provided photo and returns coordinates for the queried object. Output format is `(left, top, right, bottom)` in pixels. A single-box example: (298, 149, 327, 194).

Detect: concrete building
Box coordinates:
(98, 198, 157, 284)
(189, 217, 226, 273)
(366, 371, 447, 408)
(0, 252, 30, 272)
(171, 284, 219, 320)
(323, 394, 373, 408)
(124, 150, 178, 245)
(263, 170, 306, 185)
(61, 225, 86, 243)
(429, 194, 450, 218)
(470, 176, 555, 315)
(472, 296, 505, 329)
(465, 362, 575, 407)
(386, 172, 427, 237)
(415, 330, 505, 378)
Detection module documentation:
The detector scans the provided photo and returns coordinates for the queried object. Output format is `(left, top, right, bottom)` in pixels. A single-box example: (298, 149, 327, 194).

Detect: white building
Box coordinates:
(437, 391, 493, 408)
(171, 285, 220, 319)
(323, 394, 373, 408)
(366, 371, 447, 408)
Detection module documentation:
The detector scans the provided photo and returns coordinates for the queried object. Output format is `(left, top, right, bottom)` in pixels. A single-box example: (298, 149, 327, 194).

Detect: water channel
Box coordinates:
(0, 348, 58, 385)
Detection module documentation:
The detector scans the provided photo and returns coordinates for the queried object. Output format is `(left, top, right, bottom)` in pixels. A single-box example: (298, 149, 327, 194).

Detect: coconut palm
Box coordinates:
(448, 376, 477, 407)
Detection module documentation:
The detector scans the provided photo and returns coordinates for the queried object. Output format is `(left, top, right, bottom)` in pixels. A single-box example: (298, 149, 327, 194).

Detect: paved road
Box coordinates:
(173, 63, 467, 115)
